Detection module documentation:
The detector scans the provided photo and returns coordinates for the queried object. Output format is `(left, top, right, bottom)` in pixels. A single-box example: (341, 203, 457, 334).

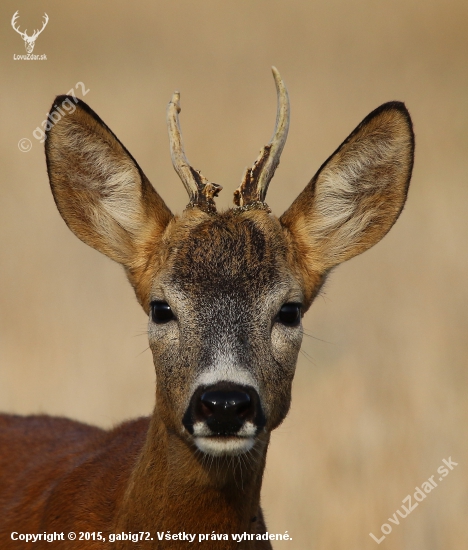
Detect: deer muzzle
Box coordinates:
(182, 382, 266, 456)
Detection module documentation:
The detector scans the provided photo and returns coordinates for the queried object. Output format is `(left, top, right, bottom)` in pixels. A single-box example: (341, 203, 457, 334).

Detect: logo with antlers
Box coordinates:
(11, 11, 49, 54)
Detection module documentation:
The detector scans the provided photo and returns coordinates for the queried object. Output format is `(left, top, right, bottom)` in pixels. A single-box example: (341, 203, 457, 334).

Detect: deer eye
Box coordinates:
(277, 303, 301, 326)
(150, 301, 175, 324)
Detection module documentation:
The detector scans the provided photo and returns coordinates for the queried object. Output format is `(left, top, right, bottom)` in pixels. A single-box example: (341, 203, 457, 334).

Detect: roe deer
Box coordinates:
(0, 68, 414, 549)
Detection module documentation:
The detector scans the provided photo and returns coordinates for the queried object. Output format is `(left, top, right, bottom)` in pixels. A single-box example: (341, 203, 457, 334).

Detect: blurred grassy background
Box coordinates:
(1, 0, 467, 548)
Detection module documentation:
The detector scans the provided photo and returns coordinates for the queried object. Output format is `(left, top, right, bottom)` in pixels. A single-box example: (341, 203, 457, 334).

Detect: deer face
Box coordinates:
(24, 39, 36, 54)
(45, 70, 413, 458)
(147, 210, 308, 455)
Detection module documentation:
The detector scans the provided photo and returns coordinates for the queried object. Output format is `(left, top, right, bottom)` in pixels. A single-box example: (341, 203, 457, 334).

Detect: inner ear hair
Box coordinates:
(280, 101, 414, 276)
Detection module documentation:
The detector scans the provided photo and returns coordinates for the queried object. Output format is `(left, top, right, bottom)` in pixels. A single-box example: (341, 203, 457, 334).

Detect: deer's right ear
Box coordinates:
(45, 95, 173, 268)
(280, 102, 414, 305)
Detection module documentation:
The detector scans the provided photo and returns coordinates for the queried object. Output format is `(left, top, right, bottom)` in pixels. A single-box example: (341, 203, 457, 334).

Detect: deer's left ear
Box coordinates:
(280, 102, 414, 291)
(45, 95, 173, 267)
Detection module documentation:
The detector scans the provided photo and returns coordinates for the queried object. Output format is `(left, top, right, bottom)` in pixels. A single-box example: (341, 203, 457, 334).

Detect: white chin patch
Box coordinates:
(194, 436, 255, 456)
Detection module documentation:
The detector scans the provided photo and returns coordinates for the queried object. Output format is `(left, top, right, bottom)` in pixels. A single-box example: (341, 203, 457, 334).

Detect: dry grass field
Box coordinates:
(1, 1, 467, 548)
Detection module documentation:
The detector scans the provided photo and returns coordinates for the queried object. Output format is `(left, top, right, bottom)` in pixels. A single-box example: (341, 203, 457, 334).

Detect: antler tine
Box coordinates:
(32, 13, 49, 38)
(167, 92, 222, 214)
(233, 66, 290, 209)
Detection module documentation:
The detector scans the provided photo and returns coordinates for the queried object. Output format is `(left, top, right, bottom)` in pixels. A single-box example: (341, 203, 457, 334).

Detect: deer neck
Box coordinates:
(115, 404, 269, 543)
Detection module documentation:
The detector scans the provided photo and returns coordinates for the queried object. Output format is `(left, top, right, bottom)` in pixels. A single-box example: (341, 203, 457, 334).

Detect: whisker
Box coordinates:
(300, 329, 333, 345)
(136, 346, 151, 357)
(299, 348, 316, 365)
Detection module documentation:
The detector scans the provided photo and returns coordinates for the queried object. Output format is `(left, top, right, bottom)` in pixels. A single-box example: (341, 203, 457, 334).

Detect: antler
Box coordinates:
(11, 11, 27, 39)
(31, 13, 49, 40)
(167, 92, 222, 213)
(233, 67, 290, 209)
(11, 11, 48, 40)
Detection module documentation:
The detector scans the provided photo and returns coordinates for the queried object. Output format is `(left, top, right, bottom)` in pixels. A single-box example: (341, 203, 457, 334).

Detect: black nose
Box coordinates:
(200, 390, 250, 421)
(200, 390, 252, 434)
(183, 383, 264, 436)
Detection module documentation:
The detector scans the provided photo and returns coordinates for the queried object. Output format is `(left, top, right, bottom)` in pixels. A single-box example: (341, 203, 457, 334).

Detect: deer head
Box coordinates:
(11, 11, 49, 54)
(45, 69, 414, 459)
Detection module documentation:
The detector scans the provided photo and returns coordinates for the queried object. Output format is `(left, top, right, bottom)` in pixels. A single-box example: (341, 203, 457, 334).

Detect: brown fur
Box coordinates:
(0, 89, 413, 549)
